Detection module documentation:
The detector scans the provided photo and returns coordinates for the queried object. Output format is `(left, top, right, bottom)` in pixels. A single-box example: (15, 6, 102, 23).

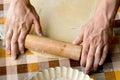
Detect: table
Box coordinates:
(0, 0, 120, 80)
(0, 36, 120, 80)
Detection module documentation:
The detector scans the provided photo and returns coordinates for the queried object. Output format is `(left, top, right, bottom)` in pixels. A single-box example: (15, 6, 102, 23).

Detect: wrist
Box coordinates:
(10, 0, 30, 5)
(97, 0, 119, 19)
(93, 11, 114, 31)
(94, 0, 120, 28)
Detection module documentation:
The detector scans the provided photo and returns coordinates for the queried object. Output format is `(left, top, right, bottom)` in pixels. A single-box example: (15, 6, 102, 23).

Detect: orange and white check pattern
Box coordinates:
(0, 0, 120, 80)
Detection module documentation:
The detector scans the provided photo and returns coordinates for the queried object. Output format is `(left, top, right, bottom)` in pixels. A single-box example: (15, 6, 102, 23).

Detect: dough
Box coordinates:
(30, 0, 99, 58)
(30, 0, 99, 42)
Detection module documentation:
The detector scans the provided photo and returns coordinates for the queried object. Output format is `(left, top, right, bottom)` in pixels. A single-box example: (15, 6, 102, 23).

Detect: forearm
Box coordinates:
(94, 0, 120, 23)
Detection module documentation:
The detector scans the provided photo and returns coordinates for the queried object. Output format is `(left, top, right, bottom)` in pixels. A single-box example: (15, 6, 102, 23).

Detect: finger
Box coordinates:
(18, 30, 28, 54)
(33, 16, 42, 36)
(93, 44, 102, 71)
(3, 31, 6, 47)
(5, 29, 13, 54)
(99, 45, 109, 65)
(3, 30, 6, 47)
(4, 22, 9, 47)
(11, 29, 20, 60)
(85, 45, 96, 74)
(80, 42, 90, 67)
(73, 30, 83, 45)
(3, 38, 5, 47)
(5, 20, 9, 33)
(18, 22, 31, 54)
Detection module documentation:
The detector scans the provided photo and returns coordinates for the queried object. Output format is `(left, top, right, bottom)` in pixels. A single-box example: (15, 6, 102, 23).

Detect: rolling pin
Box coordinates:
(25, 34, 82, 61)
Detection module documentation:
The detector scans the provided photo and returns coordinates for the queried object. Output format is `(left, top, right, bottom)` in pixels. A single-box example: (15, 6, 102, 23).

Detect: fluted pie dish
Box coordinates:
(28, 67, 93, 80)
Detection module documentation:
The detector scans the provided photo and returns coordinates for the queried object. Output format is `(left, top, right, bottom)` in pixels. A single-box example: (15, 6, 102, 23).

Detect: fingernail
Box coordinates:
(73, 36, 80, 44)
(7, 50, 10, 54)
(94, 68, 97, 71)
(38, 33, 42, 36)
(73, 40, 77, 44)
(40, 33, 42, 36)
(21, 51, 24, 54)
(12, 55, 16, 60)
(72, 41, 76, 44)
(99, 62, 102, 66)
(85, 70, 89, 74)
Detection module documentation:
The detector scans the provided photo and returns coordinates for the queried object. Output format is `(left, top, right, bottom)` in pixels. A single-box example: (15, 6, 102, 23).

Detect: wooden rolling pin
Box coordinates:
(25, 34, 82, 60)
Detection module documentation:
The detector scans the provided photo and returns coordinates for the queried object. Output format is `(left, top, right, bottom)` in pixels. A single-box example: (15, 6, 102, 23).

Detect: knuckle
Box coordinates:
(6, 35, 12, 41)
(94, 59, 99, 65)
(82, 51, 87, 55)
(103, 49, 108, 54)
(89, 36, 98, 45)
(82, 51, 88, 57)
(18, 39, 24, 49)
(101, 56, 106, 60)
(84, 47, 89, 52)
(11, 48, 14, 54)
(18, 37, 24, 43)
(19, 42, 24, 49)
(11, 39, 17, 44)
(23, 26, 29, 31)
(91, 40, 97, 46)
(95, 52, 100, 58)
(88, 53, 94, 59)
(11, 45, 18, 54)
(100, 57, 106, 63)
(6, 46, 9, 50)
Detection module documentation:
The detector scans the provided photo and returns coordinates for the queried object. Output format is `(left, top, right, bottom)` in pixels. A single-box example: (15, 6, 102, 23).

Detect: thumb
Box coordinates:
(73, 31, 83, 45)
(33, 17, 42, 36)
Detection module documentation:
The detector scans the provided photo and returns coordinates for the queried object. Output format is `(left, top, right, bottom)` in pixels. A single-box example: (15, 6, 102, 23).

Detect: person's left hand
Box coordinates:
(73, 16, 113, 73)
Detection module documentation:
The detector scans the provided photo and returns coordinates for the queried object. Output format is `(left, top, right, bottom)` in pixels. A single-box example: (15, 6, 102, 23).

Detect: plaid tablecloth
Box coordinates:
(0, 0, 120, 80)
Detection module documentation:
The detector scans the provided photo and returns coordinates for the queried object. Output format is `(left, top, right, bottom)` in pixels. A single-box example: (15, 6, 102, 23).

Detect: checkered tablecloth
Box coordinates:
(0, 0, 120, 80)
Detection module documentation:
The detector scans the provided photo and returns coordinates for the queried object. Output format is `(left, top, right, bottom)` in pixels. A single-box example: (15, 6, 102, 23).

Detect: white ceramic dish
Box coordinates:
(28, 67, 93, 80)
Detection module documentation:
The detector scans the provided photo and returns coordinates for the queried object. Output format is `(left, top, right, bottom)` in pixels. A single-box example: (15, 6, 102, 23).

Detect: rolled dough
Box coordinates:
(30, 0, 99, 58)
(30, 0, 99, 42)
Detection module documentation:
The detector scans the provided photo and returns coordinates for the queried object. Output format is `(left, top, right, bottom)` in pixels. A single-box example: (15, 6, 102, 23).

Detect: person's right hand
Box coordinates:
(5, 0, 42, 59)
